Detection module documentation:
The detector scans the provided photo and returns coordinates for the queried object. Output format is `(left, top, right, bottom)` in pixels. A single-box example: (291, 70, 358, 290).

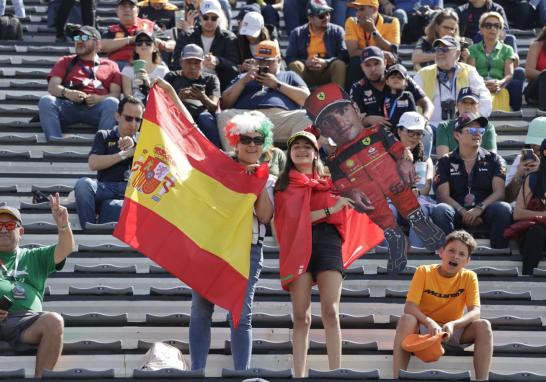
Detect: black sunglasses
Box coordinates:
(239, 135, 265, 145)
(136, 40, 153, 46)
(202, 14, 219, 21)
(122, 115, 142, 123)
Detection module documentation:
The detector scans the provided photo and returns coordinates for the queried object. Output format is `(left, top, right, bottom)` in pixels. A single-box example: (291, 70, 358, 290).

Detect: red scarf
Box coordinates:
(274, 170, 384, 290)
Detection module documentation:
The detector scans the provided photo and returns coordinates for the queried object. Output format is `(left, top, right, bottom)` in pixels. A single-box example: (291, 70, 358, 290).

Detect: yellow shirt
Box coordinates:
(307, 26, 327, 59)
(344, 13, 400, 50)
(406, 264, 480, 325)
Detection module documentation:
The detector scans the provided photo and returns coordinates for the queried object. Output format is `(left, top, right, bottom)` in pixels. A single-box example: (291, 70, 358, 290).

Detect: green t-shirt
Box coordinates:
(468, 41, 516, 80)
(0, 245, 63, 312)
(436, 119, 497, 152)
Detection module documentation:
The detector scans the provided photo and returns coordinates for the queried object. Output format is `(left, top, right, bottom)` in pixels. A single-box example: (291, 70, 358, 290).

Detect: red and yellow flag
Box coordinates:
(113, 85, 268, 326)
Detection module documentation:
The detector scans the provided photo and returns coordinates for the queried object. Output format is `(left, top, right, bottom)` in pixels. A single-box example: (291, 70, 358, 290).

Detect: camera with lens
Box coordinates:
(441, 99, 456, 120)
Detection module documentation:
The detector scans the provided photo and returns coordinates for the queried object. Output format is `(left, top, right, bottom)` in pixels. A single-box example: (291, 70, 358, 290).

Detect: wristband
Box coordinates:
(58, 224, 70, 231)
(324, 207, 331, 217)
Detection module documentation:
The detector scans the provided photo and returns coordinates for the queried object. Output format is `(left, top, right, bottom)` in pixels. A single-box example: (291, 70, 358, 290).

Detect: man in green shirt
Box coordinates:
(436, 87, 497, 157)
(0, 196, 75, 377)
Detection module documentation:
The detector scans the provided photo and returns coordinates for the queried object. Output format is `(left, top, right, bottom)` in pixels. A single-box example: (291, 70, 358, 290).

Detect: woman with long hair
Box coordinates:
(121, 31, 169, 102)
(237, 11, 272, 72)
(524, 26, 546, 112)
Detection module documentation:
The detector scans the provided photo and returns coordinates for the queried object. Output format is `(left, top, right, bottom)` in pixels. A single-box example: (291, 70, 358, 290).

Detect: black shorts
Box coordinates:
(307, 223, 343, 280)
(0, 311, 44, 351)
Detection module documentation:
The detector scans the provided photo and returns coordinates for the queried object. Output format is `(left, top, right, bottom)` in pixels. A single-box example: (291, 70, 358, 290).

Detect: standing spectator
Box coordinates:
(55, 0, 93, 41)
(344, 0, 400, 90)
(511, 138, 546, 275)
(431, 112, 512, 249)
(237, 11, 272, 67)
(274, 131, 355, 377)
(285, 0, 348, 89)
(101, 0, 175, 70)
(172, 0, 239, 91)
(467, 11, 522, 111)
(0, 0, 24, 17)
(524, 26, 546, 113)
(189, 112, 274, 370)
(38, 26, 121, 141)
(0, 201, 75, 378)
(436, 87, 497, 157)
(164, 44, 222, 147)
(218, 40, 311, 150)
(121, 31, 170, 102)
(74, 97, 143, 229)
(392, 230, 493, 380)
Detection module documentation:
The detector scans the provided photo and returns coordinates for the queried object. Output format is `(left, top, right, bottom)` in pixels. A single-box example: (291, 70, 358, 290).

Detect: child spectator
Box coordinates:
(383, 64, 417, 127)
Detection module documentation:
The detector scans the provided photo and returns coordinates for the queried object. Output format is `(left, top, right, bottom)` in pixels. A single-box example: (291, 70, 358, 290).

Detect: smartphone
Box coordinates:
(522, 148, 535, 161)
(186, 3, 195, 11)
(175, 9, 185, 21)
(192, 83, 205, 91)
(0, 295, 13, 311)
(258, 66, 269, 76)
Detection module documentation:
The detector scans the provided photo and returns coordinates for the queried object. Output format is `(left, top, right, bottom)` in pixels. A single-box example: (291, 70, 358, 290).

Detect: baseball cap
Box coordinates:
(347, 0, 379, 8)
(307, 0, 333, 15)
(135, 30, 154, 41)
(386, 64, 407, 79)
(525, 117, 546, 145)
(118, 0, 138, 5)
(304, 83, 352, 126)
(398, 112, 426, 131)
(287, 131, 319, 151)
(200, 0, 222, 16)
(255, 40, 280, 60)
(73, 25, 101, 40)
(360, 46, 384, 63)
(457, 87, 479, 103)
(433, 35, 460, 49)
(402, 332, 448, 363)
(455, 112, 488, 131)
(181, 44, 204, 60)
(0, 206, 22, 224)
(239, 12, 264, 38)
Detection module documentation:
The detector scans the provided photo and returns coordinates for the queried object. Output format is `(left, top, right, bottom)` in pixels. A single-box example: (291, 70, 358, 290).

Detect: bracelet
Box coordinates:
(324, 207, 331, 217)
(58, 224, 70, 231)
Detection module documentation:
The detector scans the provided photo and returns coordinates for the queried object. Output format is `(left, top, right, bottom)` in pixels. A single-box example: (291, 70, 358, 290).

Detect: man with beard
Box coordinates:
(38, 26, 121, 141)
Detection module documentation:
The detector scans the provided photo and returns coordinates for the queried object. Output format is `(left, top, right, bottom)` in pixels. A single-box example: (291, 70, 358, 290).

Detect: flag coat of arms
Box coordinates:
(114, 85, 268, 326)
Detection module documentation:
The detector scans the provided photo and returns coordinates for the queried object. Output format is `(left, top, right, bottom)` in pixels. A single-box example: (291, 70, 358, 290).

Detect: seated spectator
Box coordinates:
(511, 138, 546, 275)
(350, 47, 433, 129)
(175, 0, 200, 32)
(164, 44, 221, 148)
(242, 0, 282, 32)
(392, 230, 493, 380)
(0, 202, 75, 378)
(468, 11, 523, 111)
(411, 8, 461, 70)
(74, 97, 144, 229)
(237, 11, 272, 70)
(505, 117, 545, 203)
(436, 87, 497, 157)
(172, 0, 239, 91)
(38, 26, 121, 142)
(285, 0, 348, 89)
(138, 0, 178, 30)
(101, 0, 175, 70)
(344, 0, 400, 90)
(431, 113, 512, 249)
(391, 112, 437, 248)
(524, 26, 546, 112)
(218, 40, 311, 150)
(121, 31, 169, 102)
(383, 64, 417, 127)
(414, 35, 491, 157)
(395, 0, 443, 44)
(495, 0, 535, 30)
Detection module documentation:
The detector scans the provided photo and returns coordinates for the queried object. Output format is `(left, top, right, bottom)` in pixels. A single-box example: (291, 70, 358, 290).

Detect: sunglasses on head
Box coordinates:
(73, 34, 93, 42)
(464, 127, 485, 135)
(0, 221, 19, 231)
(435, 46, 455, 53)
(482, 22, 501, 30)
(202, 14, 218, 21)
(239, 135, 265, 145)
(122, 114, 142, 123)
(136, 40, 153, 46)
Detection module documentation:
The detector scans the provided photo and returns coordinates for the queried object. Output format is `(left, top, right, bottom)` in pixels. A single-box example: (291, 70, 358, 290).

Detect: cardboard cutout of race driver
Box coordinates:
(304, 83, 445, 273)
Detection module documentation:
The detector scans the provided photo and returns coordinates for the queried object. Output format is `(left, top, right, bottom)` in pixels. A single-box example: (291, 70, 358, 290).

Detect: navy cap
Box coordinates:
(457, 87, 479, 103)
(360, 46, 384, 63)
(432, 35, 460, 49)
(386, 64, 407, 79)
(455, 112, 488, 131)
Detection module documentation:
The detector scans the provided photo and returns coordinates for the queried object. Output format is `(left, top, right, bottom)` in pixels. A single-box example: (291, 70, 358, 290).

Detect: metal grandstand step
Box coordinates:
(62, 313, 128, 326)
(42, 368, 115, 379)
(132, 368, 204, 379)
(308, 368, 380, 379)
(489, 371, 546, 381)
(221, 368, 293, 378)
(399, 369, 471, 380)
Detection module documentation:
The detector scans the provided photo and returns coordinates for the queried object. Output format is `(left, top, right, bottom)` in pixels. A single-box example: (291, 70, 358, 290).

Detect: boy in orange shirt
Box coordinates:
(392, 230, 493, 381)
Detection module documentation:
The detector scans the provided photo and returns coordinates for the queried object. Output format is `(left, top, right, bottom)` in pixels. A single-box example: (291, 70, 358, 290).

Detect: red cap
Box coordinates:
(304, 83, 351, 126)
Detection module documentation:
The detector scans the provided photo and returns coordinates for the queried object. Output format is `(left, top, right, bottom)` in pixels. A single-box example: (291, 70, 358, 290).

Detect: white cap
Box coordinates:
(398, 111, 426, 131)
(239, 11, 264, 38)
(200, 0, 222, 16)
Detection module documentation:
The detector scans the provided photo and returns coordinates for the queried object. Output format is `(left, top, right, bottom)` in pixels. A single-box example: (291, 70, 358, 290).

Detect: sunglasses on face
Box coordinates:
(435, 46, 455, 54)
(239, 135, 265, 145)
(482, 22, 501, 30)
(73, 34, 93, 42)
(202, 14, 218, 21)
(122, 115, 142, 123)
(0, 221, 19, 231)
(136, 40, 153, 47)
(463, 127, 485, 135)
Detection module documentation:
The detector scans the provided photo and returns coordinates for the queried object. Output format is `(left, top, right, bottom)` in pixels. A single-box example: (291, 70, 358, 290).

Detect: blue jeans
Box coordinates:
(189, 244, 263, 370)
(430, 201, 513, 248)
(283, 0, 307, 35)
(506, 67, 525, 111)
(0, 0, 25, 17)
(74, 177, 127, 229)
(38, 95, 118, 141)
(329, 0, 355, 27)
(388, 197, 435, 248)
(422, 123, 435, 159)
(197, 111, 222, 149)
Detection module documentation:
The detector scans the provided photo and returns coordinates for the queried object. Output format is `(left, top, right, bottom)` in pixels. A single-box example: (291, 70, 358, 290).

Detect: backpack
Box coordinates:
(0, 15, 23, 40)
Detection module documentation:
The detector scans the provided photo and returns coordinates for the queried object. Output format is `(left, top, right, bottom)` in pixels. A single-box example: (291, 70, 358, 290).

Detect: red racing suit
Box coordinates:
(327, 125, 420, 230)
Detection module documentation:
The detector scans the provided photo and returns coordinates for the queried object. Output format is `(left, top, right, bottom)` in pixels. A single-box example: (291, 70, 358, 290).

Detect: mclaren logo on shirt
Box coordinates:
(424, 288, 465, 298)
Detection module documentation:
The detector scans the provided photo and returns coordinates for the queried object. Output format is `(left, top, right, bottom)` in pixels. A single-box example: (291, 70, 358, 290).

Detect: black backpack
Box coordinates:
(0, 14, 23, 40)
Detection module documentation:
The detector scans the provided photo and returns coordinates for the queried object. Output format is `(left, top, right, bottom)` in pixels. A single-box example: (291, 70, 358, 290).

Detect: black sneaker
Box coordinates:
(407, 208, 445, 251)
(384, 226, 408, 274)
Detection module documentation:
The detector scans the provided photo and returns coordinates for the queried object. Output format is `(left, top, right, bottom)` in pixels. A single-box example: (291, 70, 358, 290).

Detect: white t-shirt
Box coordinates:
(252, 175, 276, 245)
(121, 63, 170, 101)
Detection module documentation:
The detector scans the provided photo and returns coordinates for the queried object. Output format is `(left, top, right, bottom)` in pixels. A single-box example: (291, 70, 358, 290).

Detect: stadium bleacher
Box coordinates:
(0, 0, 546, 380)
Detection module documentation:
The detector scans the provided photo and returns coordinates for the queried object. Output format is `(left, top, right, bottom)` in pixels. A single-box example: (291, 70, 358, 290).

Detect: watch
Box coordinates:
(476, 202, 485, 210)
(372, 30, 380, 37)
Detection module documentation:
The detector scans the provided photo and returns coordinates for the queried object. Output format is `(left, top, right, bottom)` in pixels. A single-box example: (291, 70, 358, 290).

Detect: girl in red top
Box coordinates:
(525, 26, 546, 111)
(274, 131, 355, 377)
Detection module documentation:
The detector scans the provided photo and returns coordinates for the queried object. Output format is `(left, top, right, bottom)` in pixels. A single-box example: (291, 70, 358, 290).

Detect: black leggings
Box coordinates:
(520, 224, 546, 275)
(524, 71, 546, 111)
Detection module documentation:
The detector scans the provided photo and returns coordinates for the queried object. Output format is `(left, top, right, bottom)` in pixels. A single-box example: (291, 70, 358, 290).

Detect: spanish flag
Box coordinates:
(113, 85, 268, 326)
